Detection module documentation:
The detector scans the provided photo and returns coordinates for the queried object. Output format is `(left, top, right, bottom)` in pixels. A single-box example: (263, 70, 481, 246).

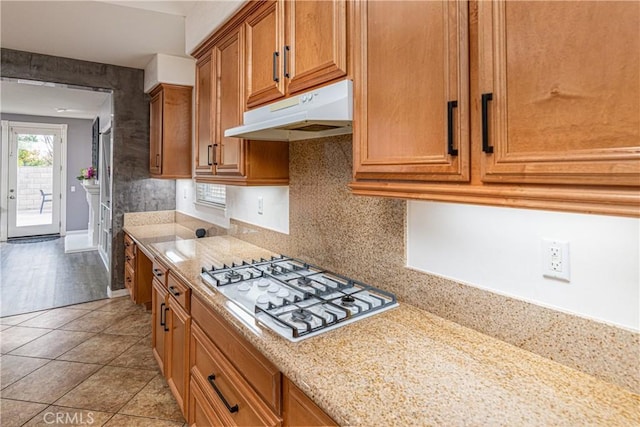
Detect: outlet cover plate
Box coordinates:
(542, 239, 570, 282)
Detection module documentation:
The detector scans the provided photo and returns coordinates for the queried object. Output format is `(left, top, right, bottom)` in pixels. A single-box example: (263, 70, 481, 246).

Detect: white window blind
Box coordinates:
(195, 183, 226, 208)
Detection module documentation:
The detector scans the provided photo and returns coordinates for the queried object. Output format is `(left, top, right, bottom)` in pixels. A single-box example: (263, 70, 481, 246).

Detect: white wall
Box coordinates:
(185, 0, 244, 54)
(175, 179, 289, 234)
(407, 201, 640, 331)
(144, 54, 195, 93)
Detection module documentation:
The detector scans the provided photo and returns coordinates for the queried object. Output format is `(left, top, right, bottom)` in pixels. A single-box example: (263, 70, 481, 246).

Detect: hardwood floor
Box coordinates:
(0, 239, 108, 317)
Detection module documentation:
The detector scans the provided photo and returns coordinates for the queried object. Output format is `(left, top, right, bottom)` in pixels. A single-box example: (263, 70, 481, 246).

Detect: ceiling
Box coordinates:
(0, 1, 198, 120)
(1, 79, 111, 120)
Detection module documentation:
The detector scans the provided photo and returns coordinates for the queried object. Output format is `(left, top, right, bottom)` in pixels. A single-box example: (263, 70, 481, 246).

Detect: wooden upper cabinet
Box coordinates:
(353, 0, 469, 182)
(245, 0, 349, 109)
(214, 26, 245, 177)
(246, 0, 285, 108)
(284, 0, 348, 95)
(478, 0, 640, 186)
(149, 91, 163, 175)
(149, 84, 192, 179)
(195, 52, 214, 176)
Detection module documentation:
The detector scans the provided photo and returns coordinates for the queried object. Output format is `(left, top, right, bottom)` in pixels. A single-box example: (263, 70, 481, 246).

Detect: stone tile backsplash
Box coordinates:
(230, 134, 640, 394)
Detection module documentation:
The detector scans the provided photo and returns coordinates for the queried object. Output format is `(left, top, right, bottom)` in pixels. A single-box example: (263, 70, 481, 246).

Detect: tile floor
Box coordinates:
(0, 297, 186, 426)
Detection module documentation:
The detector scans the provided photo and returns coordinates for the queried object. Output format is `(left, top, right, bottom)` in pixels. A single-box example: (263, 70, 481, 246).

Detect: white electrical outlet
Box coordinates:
(258, 196, 264, 215)
(542, 239, 570, 281)
(70, 186, 76, 192)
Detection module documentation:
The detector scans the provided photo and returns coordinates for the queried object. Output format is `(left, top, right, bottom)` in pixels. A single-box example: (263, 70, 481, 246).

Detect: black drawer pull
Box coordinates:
(160, 302, 166, 327)
(447, 100, 459, 156)
(272, 51, 279, 82)
(163, 306, 170, 332)
(168, 286, 180, 297)
(481, 93, 494, 154)
(283, 45, 290, 78)
(153, 268, 163, 277)
(207, 144, 213, 166)
(213, 143, 218, 166)
(207, 374, 239, 413)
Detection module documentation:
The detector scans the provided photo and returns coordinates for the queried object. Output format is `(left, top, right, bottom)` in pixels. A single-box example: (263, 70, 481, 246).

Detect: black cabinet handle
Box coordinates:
(213, 143, 218, 166)
(207, 374, 239, 413)
(481, 93, 494, 154)
(207, 144, 213, 166)
(163, 306, 170, 332)
(160, 302, 166, 327)
(168, 286, 180, 297)
(447, 100, 459, 156)
(155, 154, 160, 167)
(283, 45, 290, 78)
(272, 51, 279, 82)
(153, 268, 163, 277)
(126, 255, 131, 262)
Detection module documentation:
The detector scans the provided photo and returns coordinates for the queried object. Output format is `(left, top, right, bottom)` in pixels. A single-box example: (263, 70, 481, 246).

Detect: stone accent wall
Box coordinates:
(16, 166, 53, 211)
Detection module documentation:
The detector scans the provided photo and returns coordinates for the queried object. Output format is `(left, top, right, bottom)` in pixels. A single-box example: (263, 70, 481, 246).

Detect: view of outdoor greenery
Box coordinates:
(17, 134, 53, 166)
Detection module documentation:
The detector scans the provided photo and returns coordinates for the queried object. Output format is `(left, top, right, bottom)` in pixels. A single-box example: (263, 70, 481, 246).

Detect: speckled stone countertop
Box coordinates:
(125, 226, 640, 426)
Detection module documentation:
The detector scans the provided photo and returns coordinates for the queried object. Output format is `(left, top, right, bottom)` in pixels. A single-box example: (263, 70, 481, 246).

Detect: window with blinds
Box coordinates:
(195, 183, 226, 208)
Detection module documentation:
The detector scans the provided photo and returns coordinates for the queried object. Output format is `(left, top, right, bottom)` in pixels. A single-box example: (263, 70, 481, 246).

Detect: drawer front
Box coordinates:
(124, 234, 135, 258)
(167, 272, 191, 312)
(192, 296, 281, 413)
(125, 264, 135, 300)
(125, 247, 136, 267)
(189, 378, 231, 426)
(152, 258, 169, 287)
(190, 323, 281, 427)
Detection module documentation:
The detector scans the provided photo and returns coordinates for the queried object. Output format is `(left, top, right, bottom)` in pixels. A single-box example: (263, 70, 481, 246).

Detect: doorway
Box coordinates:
(7, 122, 66, 238)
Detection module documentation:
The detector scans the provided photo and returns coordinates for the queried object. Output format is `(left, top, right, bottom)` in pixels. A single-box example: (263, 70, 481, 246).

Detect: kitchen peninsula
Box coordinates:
(123, 212, 640, 426)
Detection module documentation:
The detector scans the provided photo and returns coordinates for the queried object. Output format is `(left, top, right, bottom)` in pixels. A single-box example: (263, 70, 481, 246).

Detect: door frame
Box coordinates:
(0, 120, 67, 241)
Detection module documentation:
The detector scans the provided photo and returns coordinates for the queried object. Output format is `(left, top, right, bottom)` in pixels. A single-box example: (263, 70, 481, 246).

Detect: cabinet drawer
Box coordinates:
(125, 264, 135, 296)
(167, 272, 191, 312)
(190, 323, 281, 427)
(189, 377, 231, 426)
(152, 258, 169, 287)
(192, 296, 281, 413)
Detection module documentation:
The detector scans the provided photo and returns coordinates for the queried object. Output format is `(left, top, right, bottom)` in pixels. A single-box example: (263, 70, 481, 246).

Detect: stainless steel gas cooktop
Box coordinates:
(200, 255, 398, 342)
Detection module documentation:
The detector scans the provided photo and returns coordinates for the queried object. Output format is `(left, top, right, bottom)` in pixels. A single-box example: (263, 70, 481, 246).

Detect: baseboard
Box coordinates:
(107, 287, 129, 298)
(66, 229, 89, 235)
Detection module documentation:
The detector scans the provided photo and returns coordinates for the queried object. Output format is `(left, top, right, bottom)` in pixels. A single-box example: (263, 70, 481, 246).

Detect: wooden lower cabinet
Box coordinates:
(151, 279, 168, 375)
(190, 323, 281, 426)
(152, 268, 191, 420)
(283, 378, 337, 427)
(123, 233, 153, 308)
(166, 294, 191, 418)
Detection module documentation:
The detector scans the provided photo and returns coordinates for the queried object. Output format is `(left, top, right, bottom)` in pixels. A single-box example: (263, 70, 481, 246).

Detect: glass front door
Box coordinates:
(7, 124, 63, 238)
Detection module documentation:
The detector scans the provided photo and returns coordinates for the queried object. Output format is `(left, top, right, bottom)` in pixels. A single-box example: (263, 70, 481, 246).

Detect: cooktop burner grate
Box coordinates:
(200, 255, 398, 341)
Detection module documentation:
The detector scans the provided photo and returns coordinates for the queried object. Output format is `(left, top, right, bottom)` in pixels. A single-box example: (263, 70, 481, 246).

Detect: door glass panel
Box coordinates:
(15, 133, 54, 228)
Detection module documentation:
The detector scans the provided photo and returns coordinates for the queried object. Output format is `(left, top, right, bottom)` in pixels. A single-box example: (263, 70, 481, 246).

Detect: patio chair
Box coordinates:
(40, 189, 52, 214)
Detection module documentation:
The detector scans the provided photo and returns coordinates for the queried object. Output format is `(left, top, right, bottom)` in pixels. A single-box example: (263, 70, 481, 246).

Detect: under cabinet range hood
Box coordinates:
(224, 80, 352, 141)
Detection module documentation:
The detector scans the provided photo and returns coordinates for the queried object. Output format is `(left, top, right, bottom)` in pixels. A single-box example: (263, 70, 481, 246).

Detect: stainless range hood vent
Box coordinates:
(224, 80, 353, 141)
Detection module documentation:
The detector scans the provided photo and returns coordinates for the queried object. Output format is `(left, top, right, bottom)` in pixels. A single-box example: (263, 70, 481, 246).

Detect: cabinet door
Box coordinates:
(195, 53, 215, 176)
(478, 0, 640, 186)
(353, 0, 470, 182)
(167, 298, 191, 418)
(149, 90, 163, 175)
(246, 0, 285, 108)
(214, 27, 245, 177)
(151, 279, 168, 375)
(284, 0, 348, 95)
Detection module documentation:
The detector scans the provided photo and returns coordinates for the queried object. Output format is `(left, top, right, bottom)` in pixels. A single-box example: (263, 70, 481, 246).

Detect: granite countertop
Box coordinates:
(125, 225, 640, 426)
